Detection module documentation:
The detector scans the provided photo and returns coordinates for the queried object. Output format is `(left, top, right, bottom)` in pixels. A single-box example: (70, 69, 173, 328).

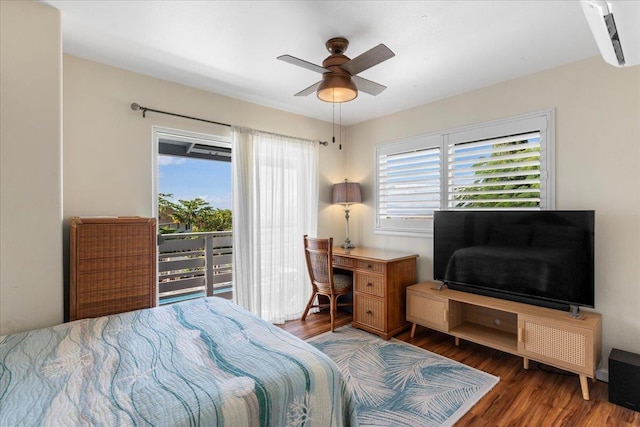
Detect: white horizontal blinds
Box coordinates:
(379, 146, 441, 219)
(375, 134, 441, 234)
(447, 131, 542, 209)
(374, 110, 553, 236)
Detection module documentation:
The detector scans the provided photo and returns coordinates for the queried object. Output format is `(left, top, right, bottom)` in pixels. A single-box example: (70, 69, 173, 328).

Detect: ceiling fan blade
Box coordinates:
(294, 80, 322, 96)
(340, 44, 395, 76)
(352, 75, 387, 96)
(277, 55, 327, 74)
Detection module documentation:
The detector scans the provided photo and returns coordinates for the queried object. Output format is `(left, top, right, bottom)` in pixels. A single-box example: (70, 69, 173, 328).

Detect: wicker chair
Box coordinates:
(302, 235, 353, 332)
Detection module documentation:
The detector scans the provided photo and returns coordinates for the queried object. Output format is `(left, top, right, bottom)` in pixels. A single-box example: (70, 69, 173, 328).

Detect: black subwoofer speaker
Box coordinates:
(609, 348, 640, 412)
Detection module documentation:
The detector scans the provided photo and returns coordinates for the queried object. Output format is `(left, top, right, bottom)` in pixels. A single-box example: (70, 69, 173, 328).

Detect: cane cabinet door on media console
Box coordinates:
(518, 314, 599, 381)
(69, 217, 156, 321)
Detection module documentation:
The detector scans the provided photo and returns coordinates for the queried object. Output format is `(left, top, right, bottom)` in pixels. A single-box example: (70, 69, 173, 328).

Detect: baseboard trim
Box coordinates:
(596, 367, 609, 383)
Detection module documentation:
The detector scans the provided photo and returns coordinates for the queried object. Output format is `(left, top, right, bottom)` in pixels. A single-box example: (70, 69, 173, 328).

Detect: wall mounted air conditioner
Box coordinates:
(581, 0, 640, 67)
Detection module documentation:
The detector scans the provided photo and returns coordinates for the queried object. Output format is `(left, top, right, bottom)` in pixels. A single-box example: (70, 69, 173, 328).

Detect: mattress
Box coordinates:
(0, 297, 356, 426)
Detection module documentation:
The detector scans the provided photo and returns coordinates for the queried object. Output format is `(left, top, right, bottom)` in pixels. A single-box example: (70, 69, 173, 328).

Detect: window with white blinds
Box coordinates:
(376, 135, 441, 235)
(447, 132, 542, 209)
(375, 109, 554, 236)
(379, 147, 441, 217)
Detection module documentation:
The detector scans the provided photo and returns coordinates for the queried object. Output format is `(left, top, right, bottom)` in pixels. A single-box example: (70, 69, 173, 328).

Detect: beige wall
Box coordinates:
(346, 56, 640, 371)
(63, 55, 346, 225)
(0, 1, 63, 335)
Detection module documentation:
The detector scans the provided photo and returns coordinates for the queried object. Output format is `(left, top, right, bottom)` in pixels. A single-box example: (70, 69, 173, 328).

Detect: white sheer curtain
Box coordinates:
(231, 127, 318, 323)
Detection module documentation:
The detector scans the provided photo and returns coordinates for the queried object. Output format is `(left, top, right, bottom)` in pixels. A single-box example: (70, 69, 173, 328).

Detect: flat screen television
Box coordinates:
(433, 210, 595, 313)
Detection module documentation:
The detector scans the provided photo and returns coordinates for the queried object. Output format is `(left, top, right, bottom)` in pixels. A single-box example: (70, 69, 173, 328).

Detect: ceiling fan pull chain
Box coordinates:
(339, 102, 342, 150)
(332, 100, 336, 144)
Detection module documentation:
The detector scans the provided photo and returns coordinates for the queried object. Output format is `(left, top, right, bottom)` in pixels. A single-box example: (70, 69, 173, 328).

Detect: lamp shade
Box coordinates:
(317, 74, 358, 103)
(332, 180, 361, 205)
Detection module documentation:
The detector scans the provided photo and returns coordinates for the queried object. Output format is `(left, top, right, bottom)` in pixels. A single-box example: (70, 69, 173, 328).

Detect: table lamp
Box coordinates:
(332, 179, 362, 249)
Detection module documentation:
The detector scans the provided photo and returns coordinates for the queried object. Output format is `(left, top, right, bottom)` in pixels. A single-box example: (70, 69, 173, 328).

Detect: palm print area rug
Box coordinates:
(307, 326, 499, 427)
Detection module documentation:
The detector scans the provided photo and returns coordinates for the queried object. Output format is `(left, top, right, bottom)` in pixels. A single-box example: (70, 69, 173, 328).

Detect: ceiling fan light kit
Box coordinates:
(317, 74, 358, 103)
(278, 37, 395, 104)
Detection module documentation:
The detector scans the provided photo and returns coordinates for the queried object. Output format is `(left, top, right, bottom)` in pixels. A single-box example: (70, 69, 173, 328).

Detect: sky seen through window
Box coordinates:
(158, 155, 232, 209)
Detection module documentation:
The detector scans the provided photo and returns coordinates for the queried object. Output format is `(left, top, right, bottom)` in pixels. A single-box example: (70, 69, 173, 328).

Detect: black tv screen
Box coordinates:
(433, 210, 595, 311)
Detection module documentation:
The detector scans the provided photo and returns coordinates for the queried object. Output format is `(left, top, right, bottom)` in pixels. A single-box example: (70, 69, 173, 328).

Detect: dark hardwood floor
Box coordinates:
(279, 310, 640, 426)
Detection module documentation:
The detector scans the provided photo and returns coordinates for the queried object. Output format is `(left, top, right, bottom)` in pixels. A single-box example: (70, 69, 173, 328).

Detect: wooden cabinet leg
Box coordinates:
(410, 323, 417, 338)
(455, 336, 460, 346)
(523, 357, 529, 370)
(579, 375, 589, 400)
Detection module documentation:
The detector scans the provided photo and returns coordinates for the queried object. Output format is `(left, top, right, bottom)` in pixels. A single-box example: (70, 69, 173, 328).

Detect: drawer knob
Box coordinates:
(366, 310, 373, 315)
(367, 264, 373, 269)
(366, 282, 373, 287)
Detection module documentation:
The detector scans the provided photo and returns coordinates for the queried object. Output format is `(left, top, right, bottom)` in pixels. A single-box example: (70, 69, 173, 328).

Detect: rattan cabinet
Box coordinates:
(407, 282, 602, 400)
(69, 217, 157, 321)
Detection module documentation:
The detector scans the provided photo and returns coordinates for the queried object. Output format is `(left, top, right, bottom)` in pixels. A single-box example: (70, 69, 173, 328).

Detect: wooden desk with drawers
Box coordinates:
(332, 247, 418, 339)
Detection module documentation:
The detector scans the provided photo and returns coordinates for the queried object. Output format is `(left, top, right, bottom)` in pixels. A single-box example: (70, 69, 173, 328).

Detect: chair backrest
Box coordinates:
(303, 235, 335, 294)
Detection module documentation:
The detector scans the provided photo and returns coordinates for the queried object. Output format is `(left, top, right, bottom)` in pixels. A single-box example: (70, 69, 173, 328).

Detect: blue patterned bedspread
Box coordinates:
(0, 297, 356, 426)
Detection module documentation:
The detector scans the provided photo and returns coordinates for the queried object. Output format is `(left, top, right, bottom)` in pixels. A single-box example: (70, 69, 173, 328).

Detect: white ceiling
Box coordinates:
(43, 0, 599, 126)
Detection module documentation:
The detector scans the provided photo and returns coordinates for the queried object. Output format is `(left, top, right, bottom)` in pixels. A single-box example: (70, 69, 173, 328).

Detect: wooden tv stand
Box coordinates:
(407, 282, 602, 400)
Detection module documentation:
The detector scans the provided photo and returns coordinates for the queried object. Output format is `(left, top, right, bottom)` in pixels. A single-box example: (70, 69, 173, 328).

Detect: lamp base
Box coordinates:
(341, 239, 355, 249)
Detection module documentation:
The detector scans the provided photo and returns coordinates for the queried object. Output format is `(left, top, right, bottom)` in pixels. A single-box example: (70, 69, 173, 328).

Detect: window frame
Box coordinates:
(374, 109, 555, 237)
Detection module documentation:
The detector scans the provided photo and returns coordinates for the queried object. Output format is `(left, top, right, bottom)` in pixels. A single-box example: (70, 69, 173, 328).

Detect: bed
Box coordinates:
(0, 297, 356, 426)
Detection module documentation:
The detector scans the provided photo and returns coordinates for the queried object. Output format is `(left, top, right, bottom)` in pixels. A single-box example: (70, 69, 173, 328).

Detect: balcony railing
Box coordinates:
(158, 231, 232, 305)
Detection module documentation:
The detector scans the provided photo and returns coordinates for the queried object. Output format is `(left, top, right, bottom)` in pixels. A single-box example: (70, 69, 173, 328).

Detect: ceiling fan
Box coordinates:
(277, 37, 395, 103)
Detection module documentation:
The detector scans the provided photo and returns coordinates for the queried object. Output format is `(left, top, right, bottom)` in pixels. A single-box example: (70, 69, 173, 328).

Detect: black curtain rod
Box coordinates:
(130, 103, 231, 127)
(130, 103, 329, 146)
